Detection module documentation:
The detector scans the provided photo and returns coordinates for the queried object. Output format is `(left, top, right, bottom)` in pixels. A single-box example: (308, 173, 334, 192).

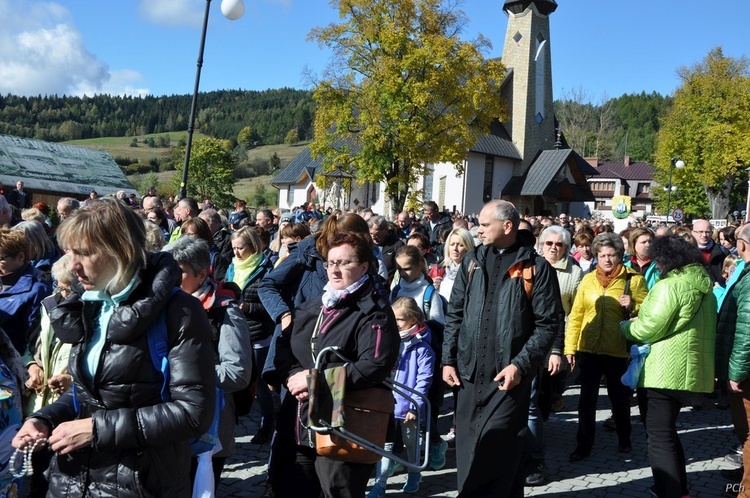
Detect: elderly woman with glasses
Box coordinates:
(565, 232, 648, 462)
(523, 225, 584, 484)
(275, 231, 399, 498)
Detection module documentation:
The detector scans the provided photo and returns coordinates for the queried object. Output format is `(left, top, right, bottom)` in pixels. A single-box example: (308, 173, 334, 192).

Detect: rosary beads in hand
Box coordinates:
(10, 437, 48, 478)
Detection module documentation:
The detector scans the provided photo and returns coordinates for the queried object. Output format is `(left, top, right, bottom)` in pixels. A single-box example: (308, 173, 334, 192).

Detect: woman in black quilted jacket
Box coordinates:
(12, 198, 216, 498)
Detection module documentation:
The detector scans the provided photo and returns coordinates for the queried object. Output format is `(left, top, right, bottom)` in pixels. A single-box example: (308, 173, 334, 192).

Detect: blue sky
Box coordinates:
(1, 0, 747, 102)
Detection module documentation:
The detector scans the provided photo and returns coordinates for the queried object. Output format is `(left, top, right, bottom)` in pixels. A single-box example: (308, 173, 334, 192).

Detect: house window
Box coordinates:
(636, 182, 650, 196)
(370, 181, 379, 204)
(286, 185, 294, 205)
(483, 156, 494, 203)
(590, 181, 615, 192)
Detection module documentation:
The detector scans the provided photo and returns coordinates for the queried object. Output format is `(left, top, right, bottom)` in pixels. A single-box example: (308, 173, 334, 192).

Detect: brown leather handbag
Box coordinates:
(307, 311, 394, 464)
(313, 385, 393, 464)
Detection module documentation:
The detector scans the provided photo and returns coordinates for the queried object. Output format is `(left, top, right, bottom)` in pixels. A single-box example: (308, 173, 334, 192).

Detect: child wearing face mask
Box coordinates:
(367, 297, 434, 497)
(389, 244, 449, 474)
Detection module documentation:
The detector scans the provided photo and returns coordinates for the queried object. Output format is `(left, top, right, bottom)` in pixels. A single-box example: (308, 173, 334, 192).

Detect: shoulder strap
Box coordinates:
(148, 286, 181, 403)
(522, 259, 536, 301)
(391, 283, 400, 303)
(467, 259, 478, 287)
(623, 271, 633, 296)
(423, 284, 434, 316)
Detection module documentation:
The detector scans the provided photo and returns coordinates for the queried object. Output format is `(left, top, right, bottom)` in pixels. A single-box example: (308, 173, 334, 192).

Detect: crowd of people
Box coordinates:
(0, 181, 749, 498)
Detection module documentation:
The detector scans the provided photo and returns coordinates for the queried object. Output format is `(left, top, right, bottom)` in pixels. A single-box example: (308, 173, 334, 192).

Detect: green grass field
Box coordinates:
(66, 134, 309, 205)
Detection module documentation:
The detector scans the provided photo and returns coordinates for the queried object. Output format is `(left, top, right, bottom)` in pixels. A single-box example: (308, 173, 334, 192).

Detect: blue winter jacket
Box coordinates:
(0, 264, 52, 353)
(393, 324, 435, 420)
(258, 235, 328, 385)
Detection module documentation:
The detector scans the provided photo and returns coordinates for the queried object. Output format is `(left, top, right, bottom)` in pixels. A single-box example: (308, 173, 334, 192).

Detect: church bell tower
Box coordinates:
(501, 0, 557, 172)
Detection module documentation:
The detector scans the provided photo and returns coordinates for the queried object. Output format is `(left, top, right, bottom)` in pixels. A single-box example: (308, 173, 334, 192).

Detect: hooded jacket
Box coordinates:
(622, 263, 716, 392)
(33, 252, 216, 498)
(393, 324, 434, 420)
(0, 263, 51, 353)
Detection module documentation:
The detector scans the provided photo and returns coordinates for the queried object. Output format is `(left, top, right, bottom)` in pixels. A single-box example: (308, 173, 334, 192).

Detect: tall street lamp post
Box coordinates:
(664, 157, 685, 222)
(179, 0, 245, 200)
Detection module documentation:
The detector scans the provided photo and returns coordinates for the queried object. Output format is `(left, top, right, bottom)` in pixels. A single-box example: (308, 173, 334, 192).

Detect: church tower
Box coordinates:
(501, 0, 557, 173)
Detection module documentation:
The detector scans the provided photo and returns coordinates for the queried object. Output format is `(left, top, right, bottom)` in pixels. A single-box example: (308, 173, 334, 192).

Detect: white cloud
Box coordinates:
(0, 1, 149, 97)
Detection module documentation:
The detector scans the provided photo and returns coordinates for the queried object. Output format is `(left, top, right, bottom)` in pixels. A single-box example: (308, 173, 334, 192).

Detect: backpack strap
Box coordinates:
(522, 260, 536, 302)
(390, 283, 401, 303)
(148, 287, 182, 403)
(423, 284, 434, 317)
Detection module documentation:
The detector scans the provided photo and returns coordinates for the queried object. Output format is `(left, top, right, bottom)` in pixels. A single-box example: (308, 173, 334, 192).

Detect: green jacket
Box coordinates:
(622, 263, 716, 392)
(729, 265, 750, 382)
(715, 261, 747, 380)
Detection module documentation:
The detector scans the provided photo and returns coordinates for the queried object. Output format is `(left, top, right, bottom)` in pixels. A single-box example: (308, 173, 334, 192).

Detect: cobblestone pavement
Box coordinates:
(220, 386, 740, 497)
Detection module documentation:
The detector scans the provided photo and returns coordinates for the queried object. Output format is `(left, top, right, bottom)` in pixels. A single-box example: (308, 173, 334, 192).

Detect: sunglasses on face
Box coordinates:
(544, 241, 564, 247)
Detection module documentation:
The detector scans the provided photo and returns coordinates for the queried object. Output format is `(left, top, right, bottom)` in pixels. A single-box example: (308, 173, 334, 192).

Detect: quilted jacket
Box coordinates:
(728, 265, 750, 383)
(34, 252, 216, 498)
(565, 265, 648, 359)
(622, 263, 716, 392)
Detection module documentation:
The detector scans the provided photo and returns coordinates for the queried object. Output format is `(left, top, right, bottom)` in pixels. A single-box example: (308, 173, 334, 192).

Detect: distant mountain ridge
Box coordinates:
(0, 88, 316, 146)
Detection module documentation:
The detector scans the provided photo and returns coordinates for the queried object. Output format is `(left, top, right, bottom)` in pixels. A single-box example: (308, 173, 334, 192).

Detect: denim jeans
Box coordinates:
(525, 374, 545, 459)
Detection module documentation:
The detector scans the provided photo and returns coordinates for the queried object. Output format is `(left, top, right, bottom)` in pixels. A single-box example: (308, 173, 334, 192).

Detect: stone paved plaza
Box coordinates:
(220, 385, 741, 497)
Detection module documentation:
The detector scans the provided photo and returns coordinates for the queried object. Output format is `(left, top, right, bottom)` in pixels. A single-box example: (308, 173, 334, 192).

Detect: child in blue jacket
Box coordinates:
(368, 297, 435, 497)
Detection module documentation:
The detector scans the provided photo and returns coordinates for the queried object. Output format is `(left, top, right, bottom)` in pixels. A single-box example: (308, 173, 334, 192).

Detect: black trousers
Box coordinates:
(644, 388, 690, 498)
(576, 353, 631, 451)
(276, 444, 374, 498)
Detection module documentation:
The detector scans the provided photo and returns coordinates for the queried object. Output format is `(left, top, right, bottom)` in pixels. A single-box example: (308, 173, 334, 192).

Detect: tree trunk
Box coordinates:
(706, 175, 734, 219)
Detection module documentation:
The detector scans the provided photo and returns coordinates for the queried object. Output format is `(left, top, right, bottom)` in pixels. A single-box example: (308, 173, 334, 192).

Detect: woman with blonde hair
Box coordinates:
(225, 226, 275, 443)
(429, 227, 474, 301)
(12, 198, 216, 497)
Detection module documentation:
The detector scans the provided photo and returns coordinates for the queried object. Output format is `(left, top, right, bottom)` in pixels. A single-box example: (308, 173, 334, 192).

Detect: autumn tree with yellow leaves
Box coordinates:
(308, 0, 506, 216)
(655, 48, 750, 219)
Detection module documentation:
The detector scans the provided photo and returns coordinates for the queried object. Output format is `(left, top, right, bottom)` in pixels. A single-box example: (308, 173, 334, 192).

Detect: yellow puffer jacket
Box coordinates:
(565, 265, 648, 359)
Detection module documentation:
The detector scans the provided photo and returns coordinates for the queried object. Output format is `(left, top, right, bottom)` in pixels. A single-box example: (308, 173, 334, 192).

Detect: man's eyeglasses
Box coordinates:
(323, 260, 360, 270)
(738, 238, 750, 246)
(544, 241, 564, 248)
(0, 254, 9, 262)
(692, 230, 712, 235)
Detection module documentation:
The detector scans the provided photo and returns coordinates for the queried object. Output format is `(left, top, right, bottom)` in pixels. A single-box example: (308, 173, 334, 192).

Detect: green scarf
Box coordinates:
(232, 252, 263, 288)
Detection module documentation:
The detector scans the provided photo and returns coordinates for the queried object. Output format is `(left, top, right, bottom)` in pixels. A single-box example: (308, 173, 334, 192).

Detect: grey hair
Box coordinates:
(367, 215, 388, 229)
(12, 220, 53, 260)
(539, 225, 572, 252)
(592, 232, 625, 260)
(489, 200, 520, 229)
(199, 208, 222, 225)
(57, 197, 80, 211)
(163, 236, 211, 275)
(51, 253, 74, 286)
(143, 220, 166, 252)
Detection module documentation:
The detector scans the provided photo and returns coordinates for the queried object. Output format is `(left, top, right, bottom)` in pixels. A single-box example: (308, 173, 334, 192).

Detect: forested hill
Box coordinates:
(0, 88, 316, 146)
